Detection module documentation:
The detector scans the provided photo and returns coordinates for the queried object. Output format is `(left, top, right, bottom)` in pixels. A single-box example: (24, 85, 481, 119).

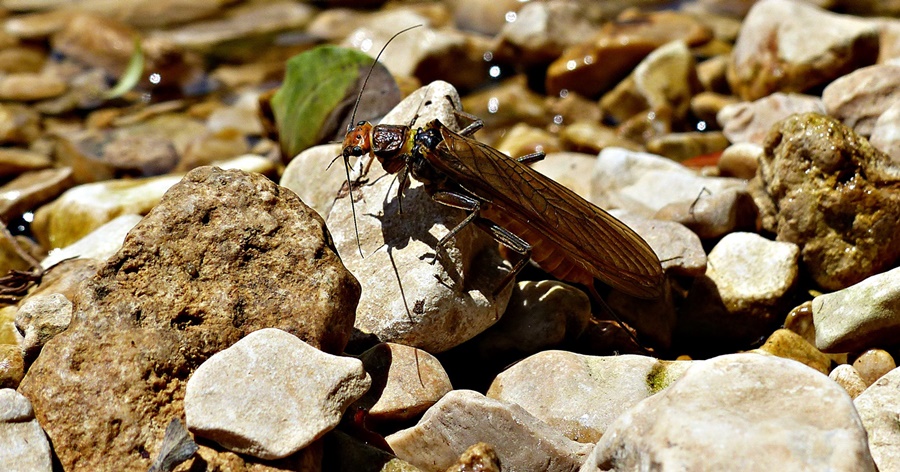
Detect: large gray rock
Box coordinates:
(0, 389, 51, 472)
(854, 367, 900, 472)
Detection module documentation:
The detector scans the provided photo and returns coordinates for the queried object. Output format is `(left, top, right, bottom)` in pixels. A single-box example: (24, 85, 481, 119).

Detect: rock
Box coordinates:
(465, 280, 591, 367)
(854, 367, 900, 472)
(445, 442, 501, 472)
(31, 154, 269, 249)
(0, 103, 40, 144)
(853, 349, 896, 386)
(18, 167, 360, 470)
(386, 390, 592, 472)
(14, 293, 73, 361)
(40, 213, 142, 269)
(527, 152, 597, 200)
(680, 233, 799, 348)
(150, 1, 315, 53)
(717, 93, 825, 145)
(0, 72, 66, 101)
(646, 131, 730, 162)
(591, 147, 745, 218)
(755, 329, 831, 375)
(610, 211, 706, 277)
(0, 167, 74, 222)
(176, 128, 250, 171)
(830, 364, 867, 399)
(870, 101, 900, 163)
(546, 10, 712, 98)
(823, 63, 900, 137)
(654, 187, 759, 239)
(31, 173, 182, 249)
(600, 40, 700, 125)
(329, 83, 511, 354)
(185, 328, 369, 460)
(3, 10, 74, 40)
(487, 351, 691, 443)
(461, 77, 550, 132)
(0, 344, 24, 389)
(727, 0, 880, 101)
(878, 18, 900, 63)
(450, 0, 524, 36)
(717, 142, 762, 179)
(494, 1, 598, 66)
(695, 55, 730, 94)
(0, 148, 50, 177)
(355, 342, 452, 422)
(28, 258, 100, 303)
(0, 47, 46, 74)
(492, 123, 561, 160)
(558, 121, 641, 155)
(691, 91, 740, 126)
(280, 143, 344, 219)
(580, 353, 877, 472)
(341, 11, 488, 93)
(751, 113, 900, 290)
(783, 300, 816, 346)
(0, 389, 52, 472)
(50, 13, 139, 78)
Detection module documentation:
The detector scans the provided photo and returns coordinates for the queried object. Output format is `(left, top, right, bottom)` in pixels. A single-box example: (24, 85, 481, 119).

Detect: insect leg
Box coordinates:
(431, 191, 482, 249)
(517, 151, 545, 164)
(473, 219, 532, 295)
(453, 110, 485, 137)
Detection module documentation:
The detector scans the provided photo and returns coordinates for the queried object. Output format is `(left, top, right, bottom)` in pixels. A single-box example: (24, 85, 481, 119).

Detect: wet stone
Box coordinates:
(185, 328, 370, 460)
(386, 390, 592, 472)
(727, 0, 879, 100)
(446, 442, 501, 472)
(18, 167, 360, 471)
(495, 0, 598, 66)
(610, 210, 707, 277)
(822, 63, 900, 137)
(580, 353, 877, 472)
(546, 10, 712, 98)
(852, 349, 896, 387)
(0, 148, 50, 177)
(750, 113, 900, 290)
(528, 152, 597, 200)
(645, 131, 729, 162)
(558, 121, 641, 155)
(0, 103, 41, 144)
(487, 351, 691, 443)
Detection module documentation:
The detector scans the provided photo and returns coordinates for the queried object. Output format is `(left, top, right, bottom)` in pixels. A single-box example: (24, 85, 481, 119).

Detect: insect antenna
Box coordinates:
(339, 23, 423, 258)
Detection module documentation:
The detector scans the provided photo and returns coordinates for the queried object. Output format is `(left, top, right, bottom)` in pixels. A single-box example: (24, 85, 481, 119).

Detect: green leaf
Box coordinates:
(104, 37, 144, 100)
(270, 45, 399, 160)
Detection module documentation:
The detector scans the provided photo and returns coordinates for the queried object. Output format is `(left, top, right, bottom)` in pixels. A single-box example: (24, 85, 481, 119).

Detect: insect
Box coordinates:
(341, 113, 665, 301)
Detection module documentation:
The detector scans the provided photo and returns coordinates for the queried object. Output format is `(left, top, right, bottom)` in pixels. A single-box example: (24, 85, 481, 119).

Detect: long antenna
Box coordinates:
(342, 24, 423, 258)
(346, 24, 423, 131)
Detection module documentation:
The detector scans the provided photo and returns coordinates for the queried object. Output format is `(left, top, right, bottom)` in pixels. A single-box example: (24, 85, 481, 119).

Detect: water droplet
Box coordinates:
(488, 97, 499, 114)
(505, 11, 517, 22)
(566, 60, 577, 71)
(489, 65, 501, 78)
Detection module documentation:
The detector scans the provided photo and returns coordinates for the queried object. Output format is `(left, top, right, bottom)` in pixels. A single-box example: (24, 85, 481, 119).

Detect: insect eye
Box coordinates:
(352, 146, 363, 155)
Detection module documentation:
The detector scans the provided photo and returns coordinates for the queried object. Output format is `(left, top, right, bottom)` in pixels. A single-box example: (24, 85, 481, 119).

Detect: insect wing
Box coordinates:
(429, 125, 664, 298)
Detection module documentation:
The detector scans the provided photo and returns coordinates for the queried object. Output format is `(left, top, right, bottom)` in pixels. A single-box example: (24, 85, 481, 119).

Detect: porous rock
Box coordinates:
(580, 354, 876, 472)
(18, 167, 360, 471)
(750, 113, 900, 290)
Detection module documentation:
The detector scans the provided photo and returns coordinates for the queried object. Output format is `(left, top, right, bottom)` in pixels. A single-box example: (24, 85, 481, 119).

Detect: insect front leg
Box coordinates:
(430, 191, 483, 263)
(453, 110, 485, 137)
